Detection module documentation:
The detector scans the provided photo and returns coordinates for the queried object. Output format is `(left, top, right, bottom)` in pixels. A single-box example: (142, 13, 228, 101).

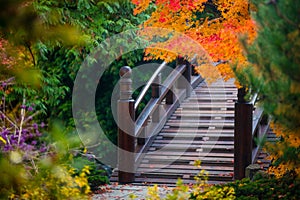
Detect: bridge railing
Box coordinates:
(117, 56, 203, 183)
(234, 88, 270, 180)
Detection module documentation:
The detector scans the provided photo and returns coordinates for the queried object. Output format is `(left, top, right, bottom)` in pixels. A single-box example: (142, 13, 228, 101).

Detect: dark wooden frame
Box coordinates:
(117, 57, 203, 183)
(117, 58, 270, 183)
(234, 88, 269, 180)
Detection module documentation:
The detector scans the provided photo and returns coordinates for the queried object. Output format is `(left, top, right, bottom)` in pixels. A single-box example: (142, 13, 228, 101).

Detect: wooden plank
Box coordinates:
(160, 129, 233, 134)
(194, 89, 236, 92)
(147, 149, 234, 154)
(171, 116, 234, 120)
(195, 85, 236, 88)
(145, 151, 233, 157)
(186, 99, 237, 103)
(189, 95, 237, 98)
(186, 99, 236, 103)
(193, 92, 237, 96)
(166, 120, 234, 124)
(193, 90, 236, 93)
(167, 119, 234, 123)
(138, 163, 233, 171)
(182, 101, 235, 105)
(135, 174, 233, 182)
(150, 143, 234, 150)
(153, 140, 234, 145)
(194, 88, 237, 90)
(160, 127, 234, 132)
(143, 155, 234, 162)
(178, 107, 233, 111)
(158, 133, 234, 140)
(137, 169, 233, 177)
(140, 160, 234, 167)
(184, 99, 234, 102)
(110, 176, 230, 185)
(160, 130, 233, 134)
(192, 93, 237, 96)
(175, 110, 234, 114)
(180, 105, 235, 109)
(189, 93, 237, 96)
(191, 89, 236, 92)
(166, 122, 234, 128)
(193, 92, 236, 95)
(180, 104, 234, 109)
(134, 173, 234, 181)
(194, 88, 236, 90)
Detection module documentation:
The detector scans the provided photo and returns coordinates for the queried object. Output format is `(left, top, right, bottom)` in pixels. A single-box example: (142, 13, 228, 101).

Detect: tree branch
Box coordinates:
(25, 41, 36, 66)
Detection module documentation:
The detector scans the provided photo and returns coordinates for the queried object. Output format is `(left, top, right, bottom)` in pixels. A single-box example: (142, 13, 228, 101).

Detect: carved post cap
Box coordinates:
(237, 88, 247, 103)
(119, 66, 133, 100)
(176, 56, 186, 65)
(119, 66, 132, 78)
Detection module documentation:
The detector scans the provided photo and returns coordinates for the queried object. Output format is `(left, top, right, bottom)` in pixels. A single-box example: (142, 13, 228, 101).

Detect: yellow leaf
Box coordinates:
(0, 136, 6, 144)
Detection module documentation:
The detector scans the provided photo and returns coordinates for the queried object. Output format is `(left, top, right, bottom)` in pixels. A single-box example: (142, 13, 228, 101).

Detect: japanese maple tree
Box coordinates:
(132, 0, 256, 81)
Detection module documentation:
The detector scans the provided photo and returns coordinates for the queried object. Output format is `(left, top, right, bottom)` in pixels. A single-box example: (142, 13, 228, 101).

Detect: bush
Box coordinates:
(0, 151, 92, 199)
(144, 162, 299, 200)
(71, 151, 111, 191)
(0, 89, 92, 199)
(226, 172, 300, 200)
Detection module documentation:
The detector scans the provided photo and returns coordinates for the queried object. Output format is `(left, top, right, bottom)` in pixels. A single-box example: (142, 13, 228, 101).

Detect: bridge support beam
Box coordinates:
(118, 66, 135, 183)
(234, 88, 253, 180)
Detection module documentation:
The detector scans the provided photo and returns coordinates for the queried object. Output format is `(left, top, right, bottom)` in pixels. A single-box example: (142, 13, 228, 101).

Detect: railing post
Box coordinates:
(166, 88, 174, 105)
(234, 88, 253, 180)
(118, 66, 135, 183)
(151, 73, 161, 98)
(177, 57, 192, 97)
(137, 120, 147, 145)
(152, 73, 161, 122)
(184, 61, 192, 97)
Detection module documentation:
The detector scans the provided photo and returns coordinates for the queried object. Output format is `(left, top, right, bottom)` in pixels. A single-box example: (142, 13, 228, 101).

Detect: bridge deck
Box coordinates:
(110, 79, 273, 186)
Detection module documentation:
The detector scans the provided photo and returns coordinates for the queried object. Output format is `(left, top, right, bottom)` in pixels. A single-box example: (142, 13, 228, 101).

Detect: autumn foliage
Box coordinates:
(132, 0, 257, 81)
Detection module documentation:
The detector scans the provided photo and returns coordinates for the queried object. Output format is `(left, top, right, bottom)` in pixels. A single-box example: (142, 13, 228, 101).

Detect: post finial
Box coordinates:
(237, 88, 247, 103)
(120, 66, 132, 78)
(119, 66, 133, 100)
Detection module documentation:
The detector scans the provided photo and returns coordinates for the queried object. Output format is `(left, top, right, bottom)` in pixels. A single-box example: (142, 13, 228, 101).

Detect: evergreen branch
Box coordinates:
(267, 0, 297, 27)
(63, 0, 77, 10)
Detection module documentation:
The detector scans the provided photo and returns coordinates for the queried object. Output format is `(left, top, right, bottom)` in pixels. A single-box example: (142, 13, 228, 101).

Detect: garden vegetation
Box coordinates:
(0, 0, 299, 199)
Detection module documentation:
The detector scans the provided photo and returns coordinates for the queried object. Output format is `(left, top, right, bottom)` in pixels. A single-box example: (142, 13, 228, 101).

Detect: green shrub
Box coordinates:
(145, 163, 299, 200)
(71, 152, 110, 191)
(226, 172, 300, 200)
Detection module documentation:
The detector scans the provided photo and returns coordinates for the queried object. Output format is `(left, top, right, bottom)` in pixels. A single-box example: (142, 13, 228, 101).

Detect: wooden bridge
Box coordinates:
(110, 58, 271, 186)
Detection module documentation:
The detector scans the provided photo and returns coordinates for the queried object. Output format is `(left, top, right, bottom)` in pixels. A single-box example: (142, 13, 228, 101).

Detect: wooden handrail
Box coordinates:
(135, 54, 198, 111)
(249, 93, 258, 105)
(117, 57, 203, 183)
(234, 88, 269, 180)
(134, 62, 167, 110)
(135, 64, 186, 134)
